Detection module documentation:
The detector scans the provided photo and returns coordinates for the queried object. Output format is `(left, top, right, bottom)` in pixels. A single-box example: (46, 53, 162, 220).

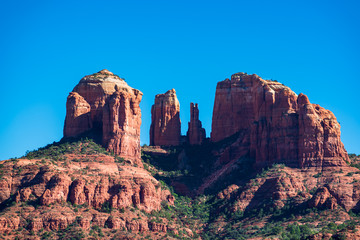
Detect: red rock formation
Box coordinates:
(0, 153, 177, 236)
(64, 92, 92, 137)
(211, 73, 349, 168)
(150, 89, 181, 146)
(217, 184, 239, 200)
(187, 103, 206, 145)
(308, 186, 338, 210)
(102, 89, 142, 163)
(64, 69, 143, 164)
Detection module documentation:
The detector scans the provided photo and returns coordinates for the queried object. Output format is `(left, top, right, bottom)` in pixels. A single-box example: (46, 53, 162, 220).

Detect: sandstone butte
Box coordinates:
(63, 69, 143, 166)
(1, 70, 359, 239)
(211, 72, 349, 169)
(187, 102, 206, 145)
(149, 89, 181, 146)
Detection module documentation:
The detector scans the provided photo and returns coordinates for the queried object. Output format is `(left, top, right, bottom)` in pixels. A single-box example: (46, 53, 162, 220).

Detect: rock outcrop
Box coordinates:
(308, 186, 338, 210)
(187, 103, 206, 145)
(64, 70, 142, 164)
(150, 89, 181, 146)
(211, 73, 349, 168)
(4, 159, 173, 213)
(0, 148, 177, 237)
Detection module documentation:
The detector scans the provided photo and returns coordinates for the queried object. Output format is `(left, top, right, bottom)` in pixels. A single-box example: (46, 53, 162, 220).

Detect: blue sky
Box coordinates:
(0, 0, 359, 159)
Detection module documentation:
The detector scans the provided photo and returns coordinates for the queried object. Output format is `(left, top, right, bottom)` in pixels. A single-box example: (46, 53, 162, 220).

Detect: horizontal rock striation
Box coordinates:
(0, 156, 174, 233)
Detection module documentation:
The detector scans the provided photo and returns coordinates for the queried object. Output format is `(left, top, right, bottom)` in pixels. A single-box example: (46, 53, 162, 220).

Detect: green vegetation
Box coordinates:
(2, 137, 359, 239)
(24, 138, 110, 160)
(100, 201, 113, 213)
(56, 222, 85, 240)
(141, 148, 360, 239)
(349, 153, 360, 170)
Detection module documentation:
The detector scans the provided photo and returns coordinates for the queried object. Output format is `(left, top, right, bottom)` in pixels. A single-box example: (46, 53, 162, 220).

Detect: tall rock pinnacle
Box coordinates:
(63, 69, 143, 165)
(187, 103, 206, 145)
(150, 89, 181, 146)
(211, 72, 349, 168)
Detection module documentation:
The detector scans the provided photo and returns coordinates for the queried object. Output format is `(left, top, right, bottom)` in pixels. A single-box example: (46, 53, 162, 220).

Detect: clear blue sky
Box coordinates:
(0, 0, 359, 159)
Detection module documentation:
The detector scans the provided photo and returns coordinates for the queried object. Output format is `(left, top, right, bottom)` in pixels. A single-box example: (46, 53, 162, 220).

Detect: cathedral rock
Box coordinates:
(187, 103, 206, 145)
(63, 69, 143, 164)
(211, 72, 349, 168)
(150, 89, 181, 146)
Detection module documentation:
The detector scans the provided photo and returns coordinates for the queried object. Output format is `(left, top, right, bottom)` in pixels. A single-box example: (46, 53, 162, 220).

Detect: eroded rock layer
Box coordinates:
(211, 73, 349, 168)
(150, 89, 181, 146)
(187, 103, 206, 145)
(0, 150, 176, 237)
(64, 70, 142, 163)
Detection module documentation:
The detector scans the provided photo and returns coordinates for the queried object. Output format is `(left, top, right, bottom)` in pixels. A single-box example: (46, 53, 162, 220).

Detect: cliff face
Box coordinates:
(64, 70, 142, 164)
(211, 73, 349, 168)
(187, 103, 206, 145)
(150, 89, 181, 146)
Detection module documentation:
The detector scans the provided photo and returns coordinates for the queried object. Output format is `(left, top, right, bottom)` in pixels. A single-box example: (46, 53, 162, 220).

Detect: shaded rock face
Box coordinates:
(150, 89, 181, 146)
(64, 70, 143, 163)
(187, 103, 206, 145)
(211, 73, 349, 168)
(308, 186, 338, 210)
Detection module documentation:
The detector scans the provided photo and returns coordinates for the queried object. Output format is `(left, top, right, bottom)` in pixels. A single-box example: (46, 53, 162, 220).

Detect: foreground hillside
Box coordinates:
(0, 140, 200, 239)
(0, 139, 360, 239)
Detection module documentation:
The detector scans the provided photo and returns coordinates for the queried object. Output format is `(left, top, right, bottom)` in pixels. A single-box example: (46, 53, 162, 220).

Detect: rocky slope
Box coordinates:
(0, 140, 198, 239)
(150, 89, 181, 146)
(64, 69, 143, 165)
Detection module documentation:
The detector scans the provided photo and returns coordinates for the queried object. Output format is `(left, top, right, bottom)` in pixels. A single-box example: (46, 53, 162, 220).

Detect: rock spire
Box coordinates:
(187, 103, 206, 145)
(150, 89, 181, 146)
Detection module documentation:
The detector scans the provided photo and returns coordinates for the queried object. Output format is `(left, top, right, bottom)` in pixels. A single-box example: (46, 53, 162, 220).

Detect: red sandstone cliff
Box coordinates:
(64, 69, 142, 165)
(0, 144, 180, 238)
(150, 89, 181, 146)
(187, 103, 206, 145)
(211, 73, 349, 168)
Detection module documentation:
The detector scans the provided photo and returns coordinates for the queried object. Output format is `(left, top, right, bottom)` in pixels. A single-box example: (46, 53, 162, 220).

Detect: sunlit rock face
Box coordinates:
(150, 89, 181, 146)
(211, 72, 349, 168)
(64, 69, 143, 164)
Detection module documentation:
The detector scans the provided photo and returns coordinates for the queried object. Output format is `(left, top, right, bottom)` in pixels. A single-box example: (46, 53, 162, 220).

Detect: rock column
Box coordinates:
(150, 89, 181, 146)
(187, 103, 206, 145)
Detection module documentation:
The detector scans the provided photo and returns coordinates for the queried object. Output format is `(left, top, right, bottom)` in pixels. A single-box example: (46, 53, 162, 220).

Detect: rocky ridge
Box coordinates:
(0, 141, 195, 239)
